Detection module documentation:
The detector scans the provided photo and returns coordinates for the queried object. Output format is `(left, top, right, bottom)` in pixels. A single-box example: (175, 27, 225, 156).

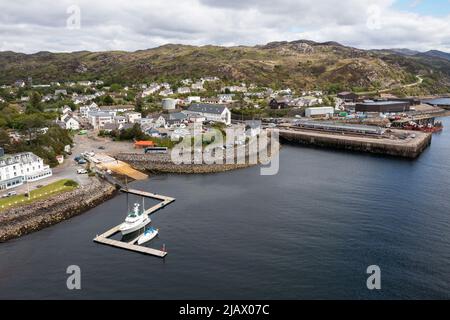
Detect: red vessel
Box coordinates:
(403, 121, 443, 133)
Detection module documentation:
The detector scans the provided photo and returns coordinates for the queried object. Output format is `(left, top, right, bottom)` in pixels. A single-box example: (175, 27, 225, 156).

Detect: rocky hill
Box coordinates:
(1, 40, 449, 93)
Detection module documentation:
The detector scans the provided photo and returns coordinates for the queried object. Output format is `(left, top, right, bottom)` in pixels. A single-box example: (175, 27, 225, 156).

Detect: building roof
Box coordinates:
(89, 111, 114, 118)
(102, 123, 119, 131)
(100, 105, 135, 111)
(0, 152, 41, 167)
(357, 101, 409, 106)
(135, 141, 156, 147)
(188, 103, 227, 115)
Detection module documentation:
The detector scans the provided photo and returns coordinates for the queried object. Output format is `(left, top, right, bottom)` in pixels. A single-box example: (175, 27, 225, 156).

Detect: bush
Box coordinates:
(64, 180, 79, 187)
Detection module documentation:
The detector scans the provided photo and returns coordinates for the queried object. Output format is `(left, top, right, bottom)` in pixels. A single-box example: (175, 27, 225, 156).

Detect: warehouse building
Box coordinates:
(305, 107, 335, 118)
(355, 101, 410, 113)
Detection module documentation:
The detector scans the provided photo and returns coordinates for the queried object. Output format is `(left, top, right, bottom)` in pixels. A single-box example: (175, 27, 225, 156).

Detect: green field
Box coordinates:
(0, 179, 79, 211)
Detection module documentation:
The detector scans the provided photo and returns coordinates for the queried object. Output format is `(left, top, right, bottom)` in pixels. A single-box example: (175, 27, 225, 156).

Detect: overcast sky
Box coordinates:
(0, 0, 449, 53)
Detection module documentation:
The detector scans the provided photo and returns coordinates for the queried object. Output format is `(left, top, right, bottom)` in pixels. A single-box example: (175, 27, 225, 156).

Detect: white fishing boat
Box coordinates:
(119, 203, 150, 236)
(137, 227, 159, 245)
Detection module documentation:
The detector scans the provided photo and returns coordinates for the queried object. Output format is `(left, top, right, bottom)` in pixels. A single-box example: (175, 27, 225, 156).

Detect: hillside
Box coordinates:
(1, 40, 449, 93)
(420, 50, 450, 61)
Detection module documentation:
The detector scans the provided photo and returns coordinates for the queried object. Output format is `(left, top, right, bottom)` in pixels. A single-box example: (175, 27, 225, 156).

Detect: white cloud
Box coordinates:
(0, 0, 449, 53)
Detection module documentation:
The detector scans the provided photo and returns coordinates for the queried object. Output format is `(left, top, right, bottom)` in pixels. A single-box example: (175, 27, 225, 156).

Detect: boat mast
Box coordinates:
(125, 177, 129, 212)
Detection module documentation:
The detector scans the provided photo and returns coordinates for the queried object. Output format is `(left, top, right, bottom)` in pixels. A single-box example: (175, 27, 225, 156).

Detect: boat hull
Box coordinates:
(120, 217, 150, 236)
(138, 230, 159, 245)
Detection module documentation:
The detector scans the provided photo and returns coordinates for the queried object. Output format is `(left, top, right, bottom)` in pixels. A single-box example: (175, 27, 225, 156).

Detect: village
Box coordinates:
(0, 75, 449, 202)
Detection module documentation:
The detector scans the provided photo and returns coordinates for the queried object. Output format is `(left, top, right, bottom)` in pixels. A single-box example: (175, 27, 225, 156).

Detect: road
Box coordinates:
(0, 132, 136, 197)
(354, 75, 424, 96)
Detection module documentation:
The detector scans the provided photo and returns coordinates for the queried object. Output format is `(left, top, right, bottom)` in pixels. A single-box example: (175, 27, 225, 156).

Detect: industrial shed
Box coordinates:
(355, 101, 410, 113)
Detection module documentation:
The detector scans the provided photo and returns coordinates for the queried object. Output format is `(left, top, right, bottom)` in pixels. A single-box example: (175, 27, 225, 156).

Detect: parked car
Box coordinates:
(77, 169, 88, 174)
(98, 146, 106, 150)
(78, 159, 87, 165)
(7, 191, 17, 197)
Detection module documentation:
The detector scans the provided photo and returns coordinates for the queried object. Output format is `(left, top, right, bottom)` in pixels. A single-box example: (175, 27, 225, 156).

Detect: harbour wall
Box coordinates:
(278, 129, 432, 159)
(0, 178, 117, 242)
(115, 139, 280, 174)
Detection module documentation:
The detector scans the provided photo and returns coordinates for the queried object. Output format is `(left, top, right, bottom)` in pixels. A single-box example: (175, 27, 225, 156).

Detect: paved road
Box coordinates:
(0, 132, 136, 197)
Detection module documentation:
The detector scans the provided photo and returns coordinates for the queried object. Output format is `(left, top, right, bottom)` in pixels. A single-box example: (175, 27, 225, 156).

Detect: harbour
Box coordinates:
(1, 117, 450, 299)
(277, 125, 432, 159)
(93, 188, 175, 258)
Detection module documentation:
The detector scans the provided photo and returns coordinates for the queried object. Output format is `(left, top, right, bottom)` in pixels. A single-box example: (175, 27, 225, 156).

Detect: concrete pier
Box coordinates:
(277, 127, 432, 159)
(93, 188, 175, 258)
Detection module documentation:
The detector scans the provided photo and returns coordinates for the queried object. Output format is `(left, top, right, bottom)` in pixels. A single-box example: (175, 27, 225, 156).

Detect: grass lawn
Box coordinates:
(0, 179, 79, 211)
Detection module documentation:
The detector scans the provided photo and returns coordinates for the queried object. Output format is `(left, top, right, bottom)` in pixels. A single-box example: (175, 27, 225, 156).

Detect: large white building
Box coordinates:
(125, 111, 142, 124)
(305, 107, 335, 118)
(184, 104, 231, 125)
(88, 111, 114, 129)
(0, 152, 53, 190)
(80, 102, 99, 118)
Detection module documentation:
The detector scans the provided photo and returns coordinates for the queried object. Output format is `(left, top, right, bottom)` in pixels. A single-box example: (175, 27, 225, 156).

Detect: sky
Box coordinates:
(0, 0, 449, 53)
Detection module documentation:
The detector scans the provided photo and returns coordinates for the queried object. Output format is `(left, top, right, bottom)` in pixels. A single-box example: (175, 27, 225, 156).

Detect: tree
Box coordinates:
(29, 91, 43, 112)
(103, 95, 114, 105)
(21, 114, 48, 142)
(110, 83, 122, 92)
(0, 129, 11, 151)
(135, 95, 144, 112)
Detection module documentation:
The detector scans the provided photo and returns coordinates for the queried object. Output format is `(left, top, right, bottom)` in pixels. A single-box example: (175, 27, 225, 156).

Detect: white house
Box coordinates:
(88, 111, 114, 129)
(184, 103, 231, 125)
(62, 106, 72, 115)
(125, 111, 142, 124)
(114, 116, 127, 125)
(177, 87, 191, 94)
(142, 84, 161, 97)
(0, 152, 53, 190)
(62, 116, 80, 130)
(155, 116, 167, 128)
(222, 86, 247, 93)
(99, 105, 135, 114)
(55, 90, 68, 96)
(159, 89, 174, 97)
(191, 82, 205, 91)
(80, 102, 99, 118)
(136, 117, 154, 128)
(187, 96, 201, 104)
(218, 94, 235, 103)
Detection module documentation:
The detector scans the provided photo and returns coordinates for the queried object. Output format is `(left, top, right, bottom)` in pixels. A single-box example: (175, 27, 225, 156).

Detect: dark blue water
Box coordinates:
(1, 118, 450, 300)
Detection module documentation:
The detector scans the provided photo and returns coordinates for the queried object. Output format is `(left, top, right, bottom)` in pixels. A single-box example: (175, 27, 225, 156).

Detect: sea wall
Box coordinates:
(115, 139, 280, 174)
(278, 129, 432, 159)
(114, 153, 255, 174)
(0, 178, 117, 242)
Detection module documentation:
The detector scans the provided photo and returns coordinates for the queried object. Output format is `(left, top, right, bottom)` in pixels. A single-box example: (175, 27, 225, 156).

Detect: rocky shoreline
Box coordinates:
(115, 139, 280, 174)
(0, 178, 117, 242)
(115, 153, 257, 174)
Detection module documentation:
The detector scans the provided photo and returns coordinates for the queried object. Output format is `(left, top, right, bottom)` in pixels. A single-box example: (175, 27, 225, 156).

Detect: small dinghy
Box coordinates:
(138, 227, 159, 245)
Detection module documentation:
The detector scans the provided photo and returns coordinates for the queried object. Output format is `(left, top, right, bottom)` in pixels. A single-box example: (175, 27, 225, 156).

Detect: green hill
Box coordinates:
(1, 40, 449, 94)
